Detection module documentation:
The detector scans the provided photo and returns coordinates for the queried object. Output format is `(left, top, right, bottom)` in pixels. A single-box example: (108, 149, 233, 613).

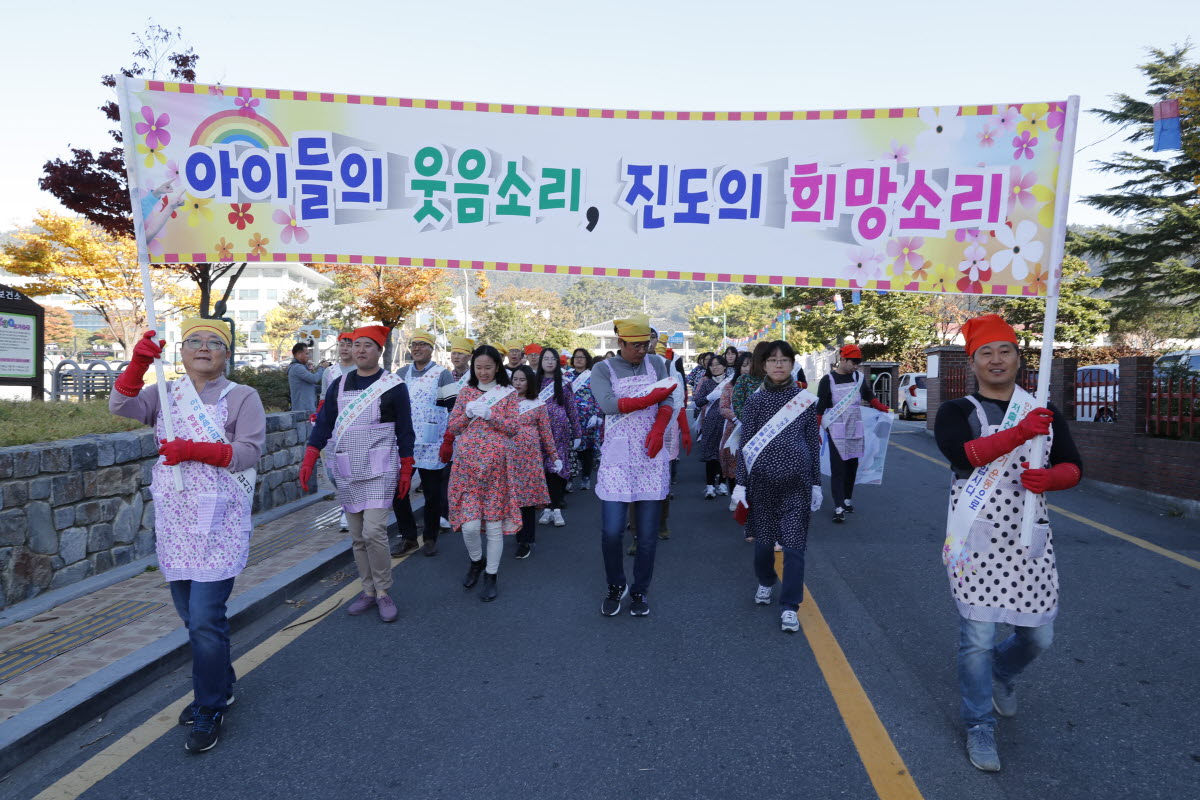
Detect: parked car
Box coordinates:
(1154, 348, 1200, 378)
(896, 373, 927, 419)
(1076, 364, 1118, 423)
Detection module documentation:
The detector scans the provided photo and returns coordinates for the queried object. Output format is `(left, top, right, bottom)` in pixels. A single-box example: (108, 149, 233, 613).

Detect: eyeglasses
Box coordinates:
(183, 338, 227, 351)
(765, 357, 793, 366)
(623, 341, 649, 351)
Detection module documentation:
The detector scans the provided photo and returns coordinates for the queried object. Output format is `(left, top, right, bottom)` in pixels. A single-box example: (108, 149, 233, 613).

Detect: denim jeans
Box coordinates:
(753, 539, 806, 610)
(170, 578, 236, 711)
(600, 499, 661, 594)
(958, 616, 1054, 728)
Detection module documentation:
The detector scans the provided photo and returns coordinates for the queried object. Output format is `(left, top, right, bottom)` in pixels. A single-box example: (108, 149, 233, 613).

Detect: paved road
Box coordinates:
(8, 420, 1199, 800)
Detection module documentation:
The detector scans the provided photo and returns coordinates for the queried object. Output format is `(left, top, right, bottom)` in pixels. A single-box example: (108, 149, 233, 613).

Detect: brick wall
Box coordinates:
(0, 412, 316, 608)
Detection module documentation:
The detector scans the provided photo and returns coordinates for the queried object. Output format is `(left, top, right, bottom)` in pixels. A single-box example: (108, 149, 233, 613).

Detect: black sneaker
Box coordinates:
(629, 593, 650, 616)
(179, 693, 235, 726)
(515, 542, 532, 559)
(844, 500, 855, 513)
(601, 584, 628, 616)
(184, 708, 223, 752)
(833, 507, 846, 524)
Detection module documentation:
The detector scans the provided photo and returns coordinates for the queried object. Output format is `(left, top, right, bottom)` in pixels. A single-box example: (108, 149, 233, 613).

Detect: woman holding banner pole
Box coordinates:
(731, 341, 821, 634)
(933, 314, 1081, 773)
(110, 319, 266, 753)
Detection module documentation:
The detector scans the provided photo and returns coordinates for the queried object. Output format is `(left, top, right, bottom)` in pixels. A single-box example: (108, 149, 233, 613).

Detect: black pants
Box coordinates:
(578, 448, 596, 481)
(546, 472, 566, 509)
(827, 438, 859, 510)
(441, 463, 451, 520)
(704, 459, 722, 486)
(395, 467, 445, 542)
(515, 506, 538, 544)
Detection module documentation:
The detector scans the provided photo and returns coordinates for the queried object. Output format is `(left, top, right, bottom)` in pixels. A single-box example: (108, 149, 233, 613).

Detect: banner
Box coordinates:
(120, 78, 1076, 297)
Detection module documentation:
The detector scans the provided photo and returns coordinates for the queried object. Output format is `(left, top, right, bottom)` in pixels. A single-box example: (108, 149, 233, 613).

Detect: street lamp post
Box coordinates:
(711, 314, 726, 345)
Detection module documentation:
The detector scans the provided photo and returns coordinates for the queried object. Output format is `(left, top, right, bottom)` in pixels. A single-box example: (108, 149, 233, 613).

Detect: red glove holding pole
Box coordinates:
(617, 385, 674, 415)
(299, 445, 321, 492)
(869, 398, 890, 413)
(114, 331, 164, 397)
(158, 439, 233, 468)
(1020, 461, 1081, 494)
(965, 407, 1054, 468)
(309, 399, 324, 424)
(644, 406, 674, 458)
(676, 408, 692, 455)
(397, 456, 415, 498)
(438, 431, 455, 464)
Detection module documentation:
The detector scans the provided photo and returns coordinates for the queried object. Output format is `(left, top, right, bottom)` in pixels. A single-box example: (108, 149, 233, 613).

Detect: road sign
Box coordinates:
(669, 332, 685, 345)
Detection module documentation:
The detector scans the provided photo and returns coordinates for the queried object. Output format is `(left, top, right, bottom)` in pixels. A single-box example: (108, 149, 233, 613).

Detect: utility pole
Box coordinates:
(461, 271, 471, 337)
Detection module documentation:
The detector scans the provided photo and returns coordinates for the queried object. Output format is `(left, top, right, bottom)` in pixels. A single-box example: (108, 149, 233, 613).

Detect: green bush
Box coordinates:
(0, 399, 145, 447)
(229, 366, 291, 412)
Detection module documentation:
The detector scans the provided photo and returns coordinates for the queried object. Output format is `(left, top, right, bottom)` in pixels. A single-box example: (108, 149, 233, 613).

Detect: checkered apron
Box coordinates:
(332, 377, 399, 513)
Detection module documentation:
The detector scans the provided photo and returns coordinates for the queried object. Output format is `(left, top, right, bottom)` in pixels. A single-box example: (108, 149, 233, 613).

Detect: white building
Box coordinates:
(572, 318, 696, 357)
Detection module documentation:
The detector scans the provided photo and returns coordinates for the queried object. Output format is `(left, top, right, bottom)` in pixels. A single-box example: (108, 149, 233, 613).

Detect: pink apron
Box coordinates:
(332, 374, 400, 513)
(595, 365, 670, 503)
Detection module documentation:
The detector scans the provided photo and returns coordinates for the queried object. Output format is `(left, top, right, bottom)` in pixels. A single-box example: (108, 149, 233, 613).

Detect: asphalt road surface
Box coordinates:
(7, 419, 1199, 800)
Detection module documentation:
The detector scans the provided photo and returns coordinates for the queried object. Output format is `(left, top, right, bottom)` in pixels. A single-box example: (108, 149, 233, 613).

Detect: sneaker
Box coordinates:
(179, 693, 234, 726)
(716, 483, 729, 496)
(439, 517, 451, 530)
(844, 499, 855, 514)
(992, 681, 1017, 718)
(601, 583, 628, 616)
(422, 538, 439, 557)
(391, 539, 419, 558)
(966, 725, 1001, 772)
(704, 485, 716, 499)
(581, 477, 591, 491)
(538, 508, 553, 525)
(833, 507, 846, 524)
(629, 592, 650, 616)
(728, 498, 737, 512)
(565, 479, 575, 493)
(184, 708, 223, 752)
(339, 512, 349, 532)
(755, 585, 773, 605)
(552, 509, 566, 527)
(515, 542, 532, 559)
(377, 594, 398, 623)
(347, 592, 377, 615)
(780, 610, 800, 632)
(658, 527, 670, 540)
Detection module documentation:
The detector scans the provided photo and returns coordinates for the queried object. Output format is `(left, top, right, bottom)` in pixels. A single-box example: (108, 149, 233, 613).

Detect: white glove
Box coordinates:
(551, 459, 563, 473)
(474, 402, 492, 420)
(464, 401, 479, 419)
(732, 484, 747, 509)
(587, 415, 601, 429)
(810, 486, 823, 512)
(572, 438, 583, 451)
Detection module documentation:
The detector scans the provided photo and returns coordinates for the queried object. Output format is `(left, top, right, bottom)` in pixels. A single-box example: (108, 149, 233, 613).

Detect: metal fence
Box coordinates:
(1147, 374, 1200, 441)
(51, 360, 129, 401)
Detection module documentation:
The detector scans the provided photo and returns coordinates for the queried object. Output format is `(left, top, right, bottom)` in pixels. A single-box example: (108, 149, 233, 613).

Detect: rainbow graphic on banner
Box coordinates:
(189, 110, 289, 148)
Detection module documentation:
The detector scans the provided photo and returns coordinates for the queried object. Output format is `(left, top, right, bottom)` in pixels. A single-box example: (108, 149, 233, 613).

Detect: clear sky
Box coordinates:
(1, 0, 1196, 232)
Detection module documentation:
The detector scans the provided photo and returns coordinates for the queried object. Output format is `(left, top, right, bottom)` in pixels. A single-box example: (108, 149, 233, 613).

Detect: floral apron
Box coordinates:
(596, 365, 670, 503)
(408, 364, 448, 470)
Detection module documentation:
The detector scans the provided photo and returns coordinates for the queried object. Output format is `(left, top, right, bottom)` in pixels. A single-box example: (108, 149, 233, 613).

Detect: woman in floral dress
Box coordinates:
(535, 347, 581, 527)
(508, 366, 559, 560)
(568, 348, 602, 491)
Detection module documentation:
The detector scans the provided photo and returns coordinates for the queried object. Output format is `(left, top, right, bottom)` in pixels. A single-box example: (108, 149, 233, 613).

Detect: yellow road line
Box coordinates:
(888, 441, 1200, 572)
(34, 553, 412, 800)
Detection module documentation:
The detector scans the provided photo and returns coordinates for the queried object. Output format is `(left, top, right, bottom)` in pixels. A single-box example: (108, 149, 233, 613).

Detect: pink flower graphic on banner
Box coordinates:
(274, 206, 310, 244)
(977, 126, 996, 148)
(992, 220, 1044, 280)
(958, 243, 991, 283)
(844, 247, 885, 287)
(954, 228, 986, 245)
(248, 232, 269, 258)
(995, 106, 1021, 134)
(1047, 102, 1067, 143)
(887, 139, 910, 163)
(164, 160, 179, 183)
(228, 203, 254, 230)
(235, 88, 260, 116)
(208, 84, 225, 97)
(886, 236, 925, 276)
(1012, 130, 1038, 160)
(1007, 167, 1038, 214)
(135, 106, 171, 150)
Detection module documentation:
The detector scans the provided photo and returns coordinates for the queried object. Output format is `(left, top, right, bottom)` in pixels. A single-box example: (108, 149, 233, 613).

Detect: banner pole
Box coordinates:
(1019, 95, 1080, 547)
(119, 76, 184, 492)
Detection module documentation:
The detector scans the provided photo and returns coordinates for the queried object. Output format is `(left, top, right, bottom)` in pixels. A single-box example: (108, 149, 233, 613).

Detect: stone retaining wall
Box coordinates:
(0, 411, 314, 608)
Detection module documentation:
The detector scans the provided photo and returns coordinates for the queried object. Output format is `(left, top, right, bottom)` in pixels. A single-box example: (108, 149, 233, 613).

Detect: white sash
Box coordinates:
(171, 378, 256, 499)
(518, 398, 544, 415)
(537, 380, 556, 404)
(742, 388, 818, 472)
(706, 374, 732, 404)
(571, 369, 591, 393)
(607, 373, 680, 436)
(332, 370, 403, 453)
(942, 385, 1038, 578)
(477, 385, 516, 410)
(439, 370, 471, 400)
(821, 371, 861, 429)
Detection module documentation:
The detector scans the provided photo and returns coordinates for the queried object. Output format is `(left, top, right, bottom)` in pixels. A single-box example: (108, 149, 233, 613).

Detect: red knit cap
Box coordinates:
(840, 344, 863, 360)
(524, 343, 543, 356)
(351, 325, 390, 349)
(337, 331, 355, 342)
(961, 314, 1017, 356)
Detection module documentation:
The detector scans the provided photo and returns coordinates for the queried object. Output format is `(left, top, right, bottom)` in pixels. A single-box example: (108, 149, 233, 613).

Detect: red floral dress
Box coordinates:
(510, 402, 557, 508)
(446, 386, 522, 533)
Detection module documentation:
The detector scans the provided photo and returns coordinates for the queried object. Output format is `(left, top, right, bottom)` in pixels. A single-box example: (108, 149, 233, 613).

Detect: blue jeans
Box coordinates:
(754, 539, 806, 610)
(600, 500, 661, 594)
(170, 578, 236, 711)
(958, 616, 1054, 728)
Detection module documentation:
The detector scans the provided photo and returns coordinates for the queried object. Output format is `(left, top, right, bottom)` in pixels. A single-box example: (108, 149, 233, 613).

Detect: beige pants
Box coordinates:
(347, 508, 393, 594)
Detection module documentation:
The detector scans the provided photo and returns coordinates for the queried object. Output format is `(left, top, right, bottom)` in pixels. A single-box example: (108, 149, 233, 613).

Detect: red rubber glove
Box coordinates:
(158, 439, 233, 468)
(114, 330, 164, 397)
(299, 445, 321, 491)
(733, 502, 748, 526)
(644, 406, 673, 458)
(965, 407, 1054, 468)
(438, 431, 455, 464)
(309, 399, 324, 424)
(397, 456, 415, 498)
(869, 398, 890, 413)
(617, 385, 674, 414)
(677, 408, 693, 455)
(1020, 461, 1081, 494)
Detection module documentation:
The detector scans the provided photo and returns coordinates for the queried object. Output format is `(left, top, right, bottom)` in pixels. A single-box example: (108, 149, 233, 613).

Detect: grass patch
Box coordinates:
(0, 399, 147, 448)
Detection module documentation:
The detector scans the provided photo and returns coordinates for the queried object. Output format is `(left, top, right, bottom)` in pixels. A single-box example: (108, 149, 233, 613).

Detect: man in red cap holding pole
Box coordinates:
(934, 314, 1081, 772)
(300, 325, 415, 624)
(815, 343, 890, 523)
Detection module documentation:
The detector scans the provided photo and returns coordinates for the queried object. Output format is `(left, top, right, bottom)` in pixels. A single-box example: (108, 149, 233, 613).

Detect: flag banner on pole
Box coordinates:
(120, 78, 1074, 297)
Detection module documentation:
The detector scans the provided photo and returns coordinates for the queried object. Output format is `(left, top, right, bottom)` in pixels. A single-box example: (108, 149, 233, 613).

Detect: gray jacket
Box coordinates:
(287, 359, 326, 413)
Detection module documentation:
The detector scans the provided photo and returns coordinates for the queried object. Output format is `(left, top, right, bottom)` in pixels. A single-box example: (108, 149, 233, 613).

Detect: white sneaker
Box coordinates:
(439, 517, 451, 530)
(581, 477, 591, 491)
(538, 508, 553, 525)
(755, 585, 773, 605)
(728, 498, 737, 512)
(552, 509, 566, 527)
(704, 485, 716, 499)
(716, 483, 729, 496)
(781, 610, 800, 632)
(339, 512, 349, 532)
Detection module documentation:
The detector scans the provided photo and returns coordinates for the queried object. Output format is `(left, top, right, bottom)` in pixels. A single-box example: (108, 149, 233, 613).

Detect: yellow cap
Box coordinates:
(613, 314, 652, 343)
(409, 329, 436, 347)
(181, 317, 232, 348)
(450, 335, 475, 354)
(504, 339, 525, 353)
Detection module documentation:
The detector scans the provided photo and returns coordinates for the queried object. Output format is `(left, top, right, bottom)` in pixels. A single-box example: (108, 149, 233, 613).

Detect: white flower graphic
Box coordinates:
(992, 220, 1044, 280)
(915, 106, 965, 159)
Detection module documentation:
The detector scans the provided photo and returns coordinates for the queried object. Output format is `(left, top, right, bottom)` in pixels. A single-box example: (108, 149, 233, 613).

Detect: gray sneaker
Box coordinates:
(992, 680, 1017, 718)
(966, 725, 1001, 772)
(754, 584, 773, 605)
(780, 610, 800, 632)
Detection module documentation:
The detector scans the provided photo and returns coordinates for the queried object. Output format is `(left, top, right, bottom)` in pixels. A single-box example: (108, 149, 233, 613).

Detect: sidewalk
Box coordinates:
(0, 482, 425, 774)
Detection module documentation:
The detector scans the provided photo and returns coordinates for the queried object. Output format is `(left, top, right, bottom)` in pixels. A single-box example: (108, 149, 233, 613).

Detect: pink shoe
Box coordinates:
(377, 595, 398, 623)
(346, 592, 377, 615)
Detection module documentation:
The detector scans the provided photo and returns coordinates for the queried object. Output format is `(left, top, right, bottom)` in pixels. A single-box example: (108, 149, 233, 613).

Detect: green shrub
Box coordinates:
(0, 399, 145, 447)
(230, 366, 291, 412)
